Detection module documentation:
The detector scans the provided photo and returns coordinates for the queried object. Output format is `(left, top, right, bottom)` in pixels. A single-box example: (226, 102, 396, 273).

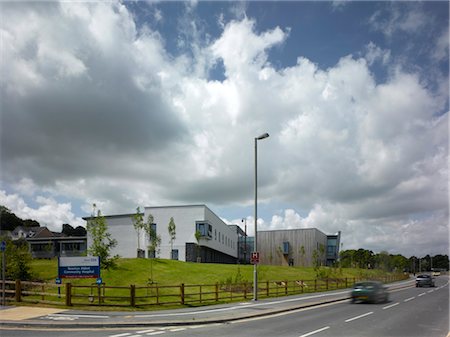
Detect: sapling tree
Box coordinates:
(87, 204, 119, 270)
(167, 217, 176, 259)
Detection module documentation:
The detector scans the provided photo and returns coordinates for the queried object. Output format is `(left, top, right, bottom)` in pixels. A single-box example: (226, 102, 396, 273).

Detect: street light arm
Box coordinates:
(256, 133, 270, 140)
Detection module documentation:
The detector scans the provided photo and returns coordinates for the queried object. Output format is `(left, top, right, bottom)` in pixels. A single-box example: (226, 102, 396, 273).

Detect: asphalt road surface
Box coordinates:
(2, 277, 448, 337)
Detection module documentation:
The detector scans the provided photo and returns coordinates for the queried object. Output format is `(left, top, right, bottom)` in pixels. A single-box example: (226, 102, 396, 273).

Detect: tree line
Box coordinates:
(0, 206, 86, 236)
(340, 249, 449, 272)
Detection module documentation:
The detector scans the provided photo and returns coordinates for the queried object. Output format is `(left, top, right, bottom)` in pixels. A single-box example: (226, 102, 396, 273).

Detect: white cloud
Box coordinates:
(368, 4, 431, 38)
(0, 2, 447, 257)
(0, 190, 85, 231)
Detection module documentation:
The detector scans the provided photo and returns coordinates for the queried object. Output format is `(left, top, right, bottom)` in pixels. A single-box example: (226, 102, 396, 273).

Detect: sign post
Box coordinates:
(1, 241, 6, 306)
(250, 251, 260, 265)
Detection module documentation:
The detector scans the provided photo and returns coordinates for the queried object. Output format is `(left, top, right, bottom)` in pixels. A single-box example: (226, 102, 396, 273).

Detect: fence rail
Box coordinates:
(0, 274, 408, 308)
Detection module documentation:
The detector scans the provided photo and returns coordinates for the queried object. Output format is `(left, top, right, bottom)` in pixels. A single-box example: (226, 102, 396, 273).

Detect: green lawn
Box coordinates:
(31, 258, 395, 287)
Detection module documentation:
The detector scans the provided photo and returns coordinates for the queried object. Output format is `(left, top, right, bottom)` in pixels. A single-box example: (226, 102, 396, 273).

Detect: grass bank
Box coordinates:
(31, 258, 397, 286)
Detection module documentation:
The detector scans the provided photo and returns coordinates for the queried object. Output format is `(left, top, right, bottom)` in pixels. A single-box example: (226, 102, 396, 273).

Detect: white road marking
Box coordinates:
(427, 290, 434, 293)
(146, 332, 165, 336)
(383, 302, 399, 310)
(404, 296, 415, 302)
(299, 326, 330, 337)
(169, 328, 186, 332)
(109, 333, 131, 337)
(345, 311, 373, 322)
(418, 292, 426, 297)
(48, 313, 109, 319)
(137, 330, 155, 334)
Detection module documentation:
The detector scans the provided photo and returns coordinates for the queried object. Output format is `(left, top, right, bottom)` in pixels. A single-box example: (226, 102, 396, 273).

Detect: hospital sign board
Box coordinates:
(58, 256, 100, 279)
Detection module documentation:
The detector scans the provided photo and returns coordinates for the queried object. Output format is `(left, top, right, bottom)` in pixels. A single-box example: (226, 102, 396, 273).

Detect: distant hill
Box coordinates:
(0, 206, 86, 236)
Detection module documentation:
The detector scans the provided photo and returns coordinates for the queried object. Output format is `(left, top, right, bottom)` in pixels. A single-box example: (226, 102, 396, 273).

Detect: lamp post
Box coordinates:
(253, 132, 269, 301)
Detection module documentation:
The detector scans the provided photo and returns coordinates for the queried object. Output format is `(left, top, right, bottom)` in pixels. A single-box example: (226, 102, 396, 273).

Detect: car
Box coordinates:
(432, 271, 441, 277)
(415, 274, 435, 287)
(350, 281, 389, 304)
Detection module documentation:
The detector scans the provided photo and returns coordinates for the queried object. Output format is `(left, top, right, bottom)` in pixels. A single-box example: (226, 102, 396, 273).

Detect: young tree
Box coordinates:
(194, 230, 203, 262)
(299, 245, 306, 267)
(132, 207, 144, 254)
(87, 204, 119, 270)
(142, 213, 161, 282)
(167, 217, 176, 259)
(0, 237, 33, 280)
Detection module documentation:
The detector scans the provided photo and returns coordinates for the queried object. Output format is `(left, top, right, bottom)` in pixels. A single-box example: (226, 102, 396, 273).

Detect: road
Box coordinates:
(2, 277, 448, 337)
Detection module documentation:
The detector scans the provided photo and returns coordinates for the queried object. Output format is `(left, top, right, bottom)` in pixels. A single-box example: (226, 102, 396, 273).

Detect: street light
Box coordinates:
(253, 132, 269, 301)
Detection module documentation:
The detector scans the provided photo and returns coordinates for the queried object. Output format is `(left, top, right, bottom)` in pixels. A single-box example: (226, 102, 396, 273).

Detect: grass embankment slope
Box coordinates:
(31, 258, 394, 286)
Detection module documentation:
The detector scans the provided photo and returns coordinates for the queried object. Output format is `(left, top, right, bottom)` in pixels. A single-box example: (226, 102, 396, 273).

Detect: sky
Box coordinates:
(0, 1, 448, 258)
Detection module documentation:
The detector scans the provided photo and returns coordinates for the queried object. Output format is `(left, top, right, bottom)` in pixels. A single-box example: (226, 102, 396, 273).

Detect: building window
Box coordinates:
(148, 249, 156, 258)
(283, 242, 289, 255)
(171, 249, 179, 260)
(196, 222, 212, 239)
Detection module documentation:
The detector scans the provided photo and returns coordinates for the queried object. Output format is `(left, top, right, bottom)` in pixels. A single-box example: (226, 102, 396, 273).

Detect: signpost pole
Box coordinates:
(1, 241, 6, 306)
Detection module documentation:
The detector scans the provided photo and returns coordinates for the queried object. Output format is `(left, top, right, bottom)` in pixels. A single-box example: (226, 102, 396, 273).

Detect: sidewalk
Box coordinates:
(0, 278, 414, 329)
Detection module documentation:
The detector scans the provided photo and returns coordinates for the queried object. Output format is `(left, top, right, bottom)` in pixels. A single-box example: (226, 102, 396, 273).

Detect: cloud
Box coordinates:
(0, 190, 85, 231)
(368, 3, 431, 38)
(0, 2, 447, 256)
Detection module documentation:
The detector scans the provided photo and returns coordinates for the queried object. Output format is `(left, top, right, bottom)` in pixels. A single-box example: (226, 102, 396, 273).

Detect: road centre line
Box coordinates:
(146, 332, 165, 335)
(137, 329, 155, 334)
(418, 292, 426, 297)
(427, 290, 434, 293)
(345, 311, 373, 322)
(109, 333, 131, 337)
(404, 296, 415, 302)
(382, 302, 399, 310)
(299, 326, 330, 337)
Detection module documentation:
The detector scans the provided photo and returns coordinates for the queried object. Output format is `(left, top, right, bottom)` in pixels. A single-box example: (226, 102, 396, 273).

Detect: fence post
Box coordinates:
(285, 281, 288, 295)
(180, 283, 185, 305)
(15, 280, 21, 302)
(326, 278, 329, 290)
(215, 283, 219, 302)
(130, 284, 135, 307)
(266, 281, 269, 297)
(65, 283, 72, 306)
(314, 279, 317, 292)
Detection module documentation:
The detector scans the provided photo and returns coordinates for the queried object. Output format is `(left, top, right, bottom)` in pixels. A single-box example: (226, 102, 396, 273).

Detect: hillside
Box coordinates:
(32, 258, 397, 287)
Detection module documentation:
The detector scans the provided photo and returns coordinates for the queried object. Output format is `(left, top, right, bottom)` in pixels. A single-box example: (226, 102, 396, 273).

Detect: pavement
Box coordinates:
(0, 278, 414, 329)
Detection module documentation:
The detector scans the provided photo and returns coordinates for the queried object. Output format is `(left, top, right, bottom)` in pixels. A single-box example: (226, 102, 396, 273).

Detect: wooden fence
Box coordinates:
(0, 274, 408, 308)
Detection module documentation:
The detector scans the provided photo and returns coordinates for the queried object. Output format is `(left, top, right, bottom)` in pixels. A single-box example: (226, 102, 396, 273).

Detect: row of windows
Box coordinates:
(137, 221, 236, 250)
(196, 222, 236, 249)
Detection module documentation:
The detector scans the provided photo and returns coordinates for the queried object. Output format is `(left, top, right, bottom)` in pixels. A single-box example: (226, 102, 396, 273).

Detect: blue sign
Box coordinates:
(0, 241, 6, 252)
(58, 257, 100, 279)
(96, 278, 103, 285)
(55, 278, 62, 284)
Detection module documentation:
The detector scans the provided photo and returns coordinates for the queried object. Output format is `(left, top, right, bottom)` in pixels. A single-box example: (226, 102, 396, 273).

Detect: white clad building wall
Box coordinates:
(86, 214, 137, 259)
(145, 205, 238, 262)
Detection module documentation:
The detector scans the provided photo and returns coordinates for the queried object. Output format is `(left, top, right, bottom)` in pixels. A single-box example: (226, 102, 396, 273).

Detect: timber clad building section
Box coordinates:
(258, 228, 341, 267)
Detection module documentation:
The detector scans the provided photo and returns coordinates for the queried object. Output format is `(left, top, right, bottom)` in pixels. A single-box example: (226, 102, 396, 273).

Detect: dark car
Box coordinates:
(350, 281, 389, 303)
(415, 274, 435, 287)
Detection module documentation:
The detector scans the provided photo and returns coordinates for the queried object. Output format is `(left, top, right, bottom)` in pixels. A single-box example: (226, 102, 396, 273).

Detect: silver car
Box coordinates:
(415, 274, 435, 287)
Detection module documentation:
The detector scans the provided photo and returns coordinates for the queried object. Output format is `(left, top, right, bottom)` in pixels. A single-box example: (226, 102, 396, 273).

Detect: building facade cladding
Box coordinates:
(258, 228, 331, 267)
(144, 205, 238, 263)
